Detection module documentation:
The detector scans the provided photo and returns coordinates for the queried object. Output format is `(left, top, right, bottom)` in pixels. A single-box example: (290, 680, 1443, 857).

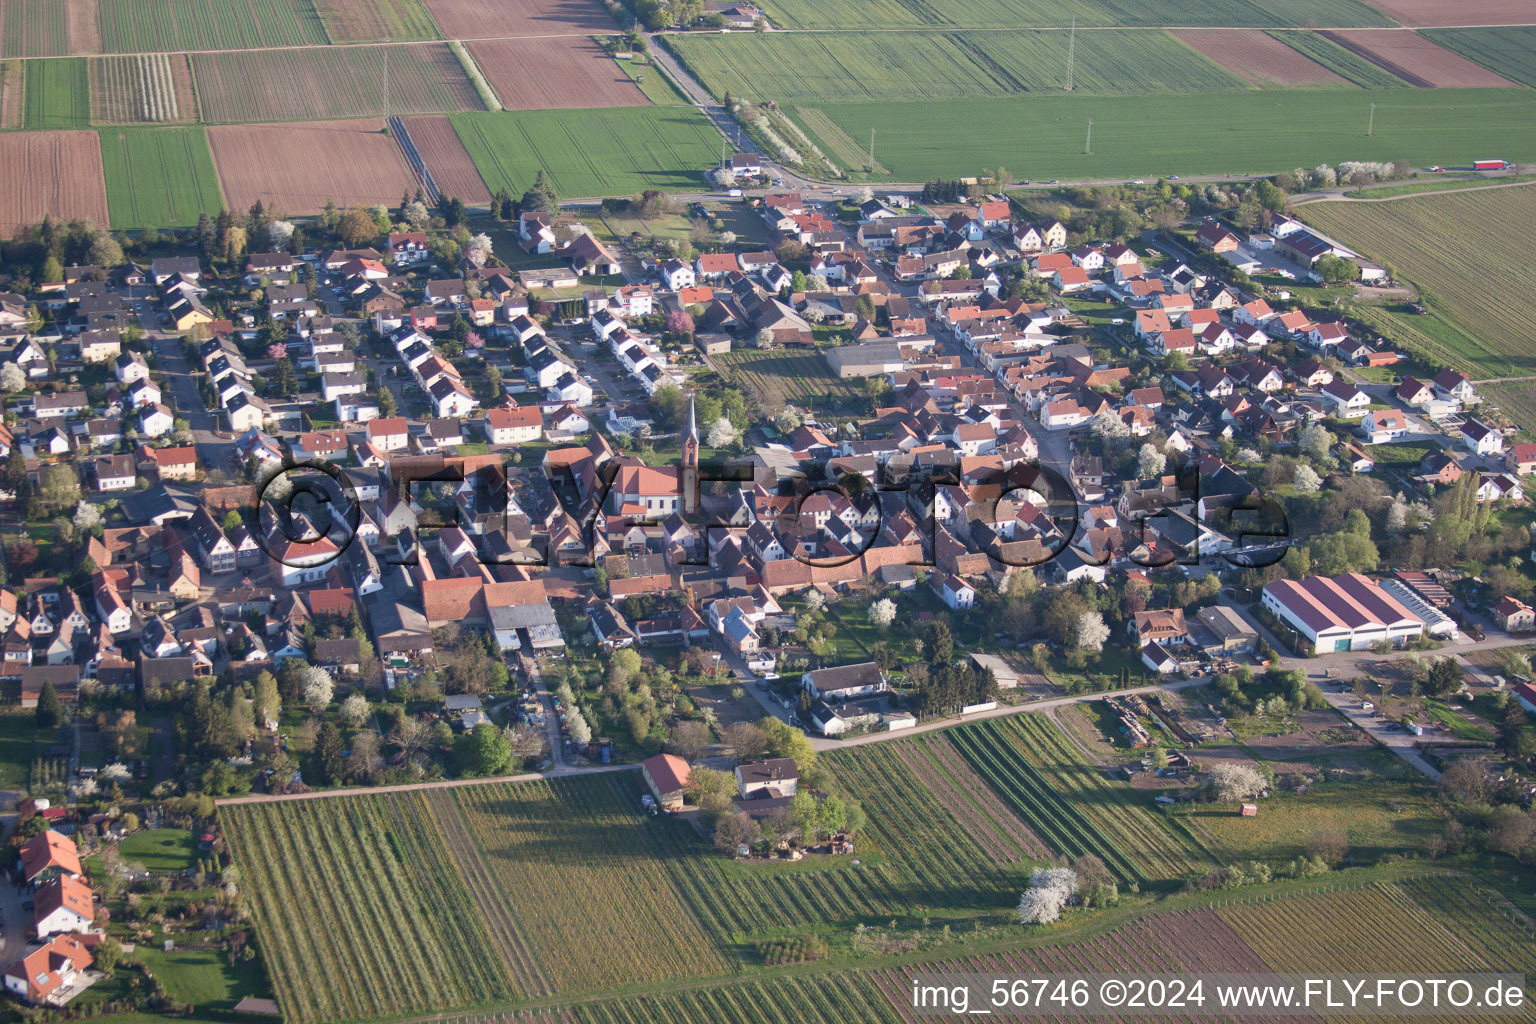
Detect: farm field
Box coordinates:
(1344, 174, 1536, 198)
(24, 57, 88, 129)
(1278, 29, 1412, 87)
(97, 0, 328, 53)
(710, 349, 862, 411)
(0, 59, 21, 128)
(668, 29, 1249, 104)
(1426, 27, 1536, 89)
(420, 0, 616, 39)
(398, 114, 491, 204)
(0, 130, 108, 233)
(1320, 30, 1518, 88)
(436, 776, 730, 994)
(752, 0, 1393, 31)
(98, 125, 223, 229)
(1301, 187, 1536, 378)
(89, 54, 197, 124)
(1174, 29, 1352, 87)
(208, 118, 418, 214)
(799, 89, 1536, 181)
(192, 44, 483, 123)
(0, 0, 66, 56)
(221, 794, 516, 1024)
(450, 106, 719, 200)
(466, 38, 648, 110)
(1483, 381, 1536, 441)
(950, 716, 1210, 884)
(314, 0, 436, 42)
(1355, 0, 1536, 28)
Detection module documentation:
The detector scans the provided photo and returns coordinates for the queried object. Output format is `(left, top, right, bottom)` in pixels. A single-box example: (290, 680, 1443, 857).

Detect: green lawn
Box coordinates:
(617, 55, 693, 105)
(450, 106, 721, 200)
(24, 57, 88, 129)
(97, 126, 225, 230)
(132, 944, 270, 1011)
(1421, 699, 1495, 743)
(0, 715, 38, 791)
(118, 828, 197, 873)
(799, 89, 1536, 181)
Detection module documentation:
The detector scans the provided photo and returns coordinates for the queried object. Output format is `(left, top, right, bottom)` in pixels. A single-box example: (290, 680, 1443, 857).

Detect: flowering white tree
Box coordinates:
(1018, 867, 1078, 924)
(301, 665, 335, 709)
(99, 762, 132, 781)
(465, 233, 495, 268)
(1298, 422, 1333, 462)
(706, 416, 739, 448)
(339, 692, 371, 728)
(804, 590, 826, 613)
(0, 363, 24, 393)
(1090, 408, 1128, 440)
(568, 708, 592, 746)
(73, 500, 103, 531)
(1293, 464, 1322, 494)
(1075, 611, 1110, 654)
(1207, 763, 1266, 802)
(1137, 443, 1166, 478)
(869, 598, 897, 628)
(1236, 447, 1262, 464)
(267, 220, 296, 249)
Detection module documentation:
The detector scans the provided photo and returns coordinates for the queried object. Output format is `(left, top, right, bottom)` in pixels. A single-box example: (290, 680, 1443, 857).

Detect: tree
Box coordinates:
(455, 722, 513, 777)
(869, 598, 897, 628)
(714, 811, 759, 853)
(567, 708, 592, 746)
(348, 731, 383, 780)
(253, 671, 280, 729)
(339, 692, 371, 728)
(1136, 443, 1166, 479)
(1315, 254, 1359, 286)
(759, 716, 816, 772)
(1292, 464, 1322, 494)
(521, 169, 559, 215)
(1297, 422, 1333, 463)
(39, 464, 81, 508)
(723, 721, 768, 762)
(669, 720, 711, 761)
(314, 722, 346, 784)
(301, 665, 335, 708)
(1427, 657, 1463, 697)
(1306, 827, 1349, 864)
(1437, 756, 1489, 804)
(337, 208, 379, 248)
(93, 938, 123, 976)
(1206, 762, 1265, 802)
(706, 416, 739, 449)
(36, 680, 63, 728)
(1017, 867, 1078, 925)
(1074, 610, 1110, 654)
(666, 309, 695, 335)
(0, 362, 24, 393)
(465, 233, 495, 267)
(72, 500, 103, 532)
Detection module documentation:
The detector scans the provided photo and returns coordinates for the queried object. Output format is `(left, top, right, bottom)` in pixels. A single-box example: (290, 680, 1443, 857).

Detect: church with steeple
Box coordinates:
(681, 391, 699, 513)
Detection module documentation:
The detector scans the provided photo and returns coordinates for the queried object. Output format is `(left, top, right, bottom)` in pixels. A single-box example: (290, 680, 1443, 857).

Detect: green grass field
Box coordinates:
(1180, 781, 1440, 863)
(24, 58, 88, 129)
(1277, 30, 1411, 88)
(450, 106, 721, 199)
(1304, 187, 1536, 378)
(711, 348, 863, 412)
(98, 126, 224, 230)
(98, 0, 328, 53)
(753, 0, 1391, 31)
(617, 55, 693, 105)
(314, 0, 438, 42)
(0, 715, 37, 790)
(1426, 27, 1536, 89)
(1345, 175, 1536, 199)
(799, 89, 1536, 181)
(667, 29, 1248, 104)
(118, 828, 197, 872)
(0, 0, 66, 57)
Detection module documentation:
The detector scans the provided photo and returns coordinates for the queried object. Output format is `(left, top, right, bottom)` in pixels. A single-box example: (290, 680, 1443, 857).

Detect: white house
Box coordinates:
(138, 403, 174, 438)
(1461, 418, 1504, 456)
(1320, 380, 1369, 418)
(933, 572, 976, 610)
(1359, 408, 1409, 444)
(659, 259, 696, 292)
(32, 876, 93, 938)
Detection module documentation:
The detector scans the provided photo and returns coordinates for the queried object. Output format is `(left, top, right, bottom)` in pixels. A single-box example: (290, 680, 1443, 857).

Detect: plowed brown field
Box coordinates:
(0, 130, 108, 233)
(1323, 29, 1518, 86)
(209, 118, 418, 215)
(398, 114, 490, 204)
(1358, 0, 1536, 27)
(421, 0, 612, 37)
(466, 37, 647, 109)
(1176, 30, 1352, 86)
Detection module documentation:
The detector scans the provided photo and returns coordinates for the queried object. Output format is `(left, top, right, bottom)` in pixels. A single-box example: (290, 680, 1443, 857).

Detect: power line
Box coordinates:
(1065, 16, 1075, 91)
(868, 128, 875, 171)
(1367, 102, 1376, 137)
(1084, 118, 1092, 155)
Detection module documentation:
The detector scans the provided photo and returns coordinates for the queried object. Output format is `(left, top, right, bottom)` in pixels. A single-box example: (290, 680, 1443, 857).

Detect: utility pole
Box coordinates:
(1065, 17, 1075, 91)
(1084, 118, 1092, 155)
(868, 128, 875, 171)
(1367, 102, 1376, 137)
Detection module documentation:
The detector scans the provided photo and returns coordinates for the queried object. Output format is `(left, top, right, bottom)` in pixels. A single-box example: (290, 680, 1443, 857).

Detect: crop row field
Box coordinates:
(220, 795, 517, 1024)
(314, 0, 437, 42)
(0, 129, 108, 232)
(467, 37, 650, 110)
(710, 349, 862, 411)
(397, 114, 491, 203)
(668, 29, 1249, 105)
(946, 716, 1204, 884)
(98, 0, 327, 53)
(438, 776, 731, 995)
(1357, 0, 1536, 28)
(752, 0, 1393, 32)
(796, 88, 1536, 181)
(24, 57, 88, 129)
(1427, 27, 1536, 89)
(98, 125, 222, 230)
(0, 0, 67, 56)
(450, 105, 719, 200)
(89, 53, 196, 124)
(1300, 186, 1536, 378)
(208, 117, 417, 215)
(191, 43, 483, 123)
(1175, 29, 1354, 88)
(1320, 29, 1517, 88)
(1278, 29, 1413, 87)
(421, 0, 616, 39)
(0, 59, 20, 128)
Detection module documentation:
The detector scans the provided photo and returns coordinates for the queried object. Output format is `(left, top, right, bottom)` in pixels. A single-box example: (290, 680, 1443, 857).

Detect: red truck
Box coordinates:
(1474, 159, 1508, 171)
